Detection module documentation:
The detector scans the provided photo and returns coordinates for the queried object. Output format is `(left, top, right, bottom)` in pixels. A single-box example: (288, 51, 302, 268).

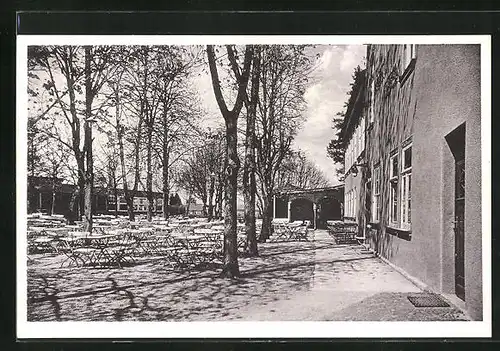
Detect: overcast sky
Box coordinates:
(193, 44, 366, 186)
(295, 45, 366, 185)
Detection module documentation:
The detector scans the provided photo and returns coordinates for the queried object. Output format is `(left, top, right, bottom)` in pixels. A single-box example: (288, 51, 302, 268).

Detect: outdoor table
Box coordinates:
(46, 227, 68, 235)
(28, 226, 48, 233)
(92, 225, 110, 234)
(152, 225, 172, 231)
(127, 229, 155, 256)
(67, 231, 92, 238)
(59, 236, 92, 267)
(87, 233, 127, 267)
(169, 234, 205, 266)
(271, 222, 290, 242)
(129, 222, 142, 229)
(153, 220, 170, 226)
(30, 236, 57, 254)
(152, 232, 179, 258)
(288, 223, 308, 241)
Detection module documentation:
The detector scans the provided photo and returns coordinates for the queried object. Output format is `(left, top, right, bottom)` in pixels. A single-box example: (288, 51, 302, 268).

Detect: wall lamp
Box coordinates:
(351, 163, 369, 177)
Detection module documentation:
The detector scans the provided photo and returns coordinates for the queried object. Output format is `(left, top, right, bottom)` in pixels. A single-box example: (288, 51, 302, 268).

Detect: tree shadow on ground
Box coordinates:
(27, 240, 369, 321)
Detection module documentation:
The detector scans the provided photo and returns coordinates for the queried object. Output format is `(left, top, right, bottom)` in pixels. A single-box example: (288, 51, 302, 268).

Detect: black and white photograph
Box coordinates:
(16, 35, 491, 338)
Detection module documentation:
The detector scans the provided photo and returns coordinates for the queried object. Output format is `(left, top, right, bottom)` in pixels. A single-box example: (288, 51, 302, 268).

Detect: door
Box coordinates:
(454, 157, 465, 301)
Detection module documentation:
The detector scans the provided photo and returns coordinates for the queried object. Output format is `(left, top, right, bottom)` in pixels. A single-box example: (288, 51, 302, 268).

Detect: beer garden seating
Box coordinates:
(326, 220, 359, 244)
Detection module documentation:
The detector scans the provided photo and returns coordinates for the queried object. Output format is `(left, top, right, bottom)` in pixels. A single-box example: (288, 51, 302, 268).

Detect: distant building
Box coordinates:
(272, 185, 344, 229)
(342, 44, 482, 320)
(27, 176, 164, 216)
(187, 203, 204, 217)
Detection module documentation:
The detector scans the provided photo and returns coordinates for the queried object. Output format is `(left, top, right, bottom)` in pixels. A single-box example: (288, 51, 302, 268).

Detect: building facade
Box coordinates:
(273, 186, 344, 229)
(342, 69, 368, 239)
(28, 176, 167, 216)
(350, 44, 482, 320)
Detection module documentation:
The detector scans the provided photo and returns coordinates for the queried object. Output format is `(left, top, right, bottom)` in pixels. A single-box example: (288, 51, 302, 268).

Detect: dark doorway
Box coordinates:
(290, 198, 314, 225)
(317, 196, 342, 229)
(274, 196, 288, 219)
(446, 123, 466, 301)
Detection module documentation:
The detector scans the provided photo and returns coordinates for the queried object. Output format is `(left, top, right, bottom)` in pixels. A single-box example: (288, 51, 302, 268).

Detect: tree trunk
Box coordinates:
(221, 117, 240, 277)
(77, 157, 85, 219)
(146, 123, 153, 222)
(83, 46, 93, 233)
(162, 128, 170, 220)
(186, 191, 192, 217)
(259, 194, 273, 242)
(202, 198, 208, 218)
(161, 105, 171, 220)
(67, 188, 79, 224)
(243, 45, 260, 256)
(118, 122, 135, 222)
(49, 186, 56, 216)
(207, 44, 252, 278)
(207, 177, 215, 222)
(215, 174, 224, 219)
(162, 190, 169, 220)
(113, 187, 119, 218)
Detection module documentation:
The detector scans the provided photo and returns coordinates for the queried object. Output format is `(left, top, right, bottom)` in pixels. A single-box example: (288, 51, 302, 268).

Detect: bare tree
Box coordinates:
(228, 45, 261, 256)
(254, 45, 312, 242)
(176, 133, 225, 218)
(28, 45, 114, 231)
(37, 140, 71, 215)
(207, 45, 252, 278)
(276, 150, 331, 190)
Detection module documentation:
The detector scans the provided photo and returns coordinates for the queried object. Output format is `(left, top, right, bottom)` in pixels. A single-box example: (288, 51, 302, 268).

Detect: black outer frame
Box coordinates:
(1, 8, 498, 349)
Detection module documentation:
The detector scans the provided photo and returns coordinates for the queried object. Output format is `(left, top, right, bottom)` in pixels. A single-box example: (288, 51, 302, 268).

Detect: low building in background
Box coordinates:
(272, 185, 344, 229)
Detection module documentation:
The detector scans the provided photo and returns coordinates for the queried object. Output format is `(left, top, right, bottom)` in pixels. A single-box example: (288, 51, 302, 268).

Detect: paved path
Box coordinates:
(237, 230, 467, 321)
(26, 230, 468, 321)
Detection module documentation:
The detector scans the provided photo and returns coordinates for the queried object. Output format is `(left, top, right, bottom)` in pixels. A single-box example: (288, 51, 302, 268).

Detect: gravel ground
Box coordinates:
(26, 230, 468, 322)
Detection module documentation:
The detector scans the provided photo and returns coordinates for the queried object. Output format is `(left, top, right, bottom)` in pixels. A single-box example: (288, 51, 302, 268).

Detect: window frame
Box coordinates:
(400, 44, 416, 84)
(372, 165, 381, 223)
(389, 152, 399, 226)
(369, 79, 375, 124)
(400, 144, 412, 229)
(118, 196, 127, 211)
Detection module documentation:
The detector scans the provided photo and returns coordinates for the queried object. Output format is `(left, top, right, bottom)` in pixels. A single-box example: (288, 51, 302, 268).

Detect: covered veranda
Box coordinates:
(272, 185, 344, 229)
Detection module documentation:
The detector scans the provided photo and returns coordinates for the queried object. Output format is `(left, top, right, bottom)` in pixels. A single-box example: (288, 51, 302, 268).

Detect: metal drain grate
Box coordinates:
(407, 294, 450, 307)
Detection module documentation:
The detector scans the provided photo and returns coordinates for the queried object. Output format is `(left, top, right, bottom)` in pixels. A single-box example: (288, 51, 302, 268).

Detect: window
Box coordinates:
(402, 44, 416, 70)
(369, 80, 375, 123)
(344, 191, 349, 217)
(156, 198, 163, 212)
(400, 44, 416, 84)
(372, 165, 381, 222)
(138, 197, 147, 211)
(345, 120, 366, 176)
(119, 196, 127, 211)
(345, 189, 355, 218)
(389, 153, 399, 225)
(401, 145, 412, 229)
(361, 116, 365, 151)
(387, 143, 413, 230)
(353, 188, 357, 218)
